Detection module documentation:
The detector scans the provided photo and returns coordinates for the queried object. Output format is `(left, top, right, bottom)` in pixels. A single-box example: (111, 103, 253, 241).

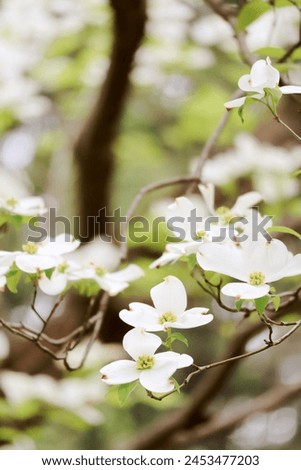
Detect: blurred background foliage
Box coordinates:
(0, 0, 301, 450)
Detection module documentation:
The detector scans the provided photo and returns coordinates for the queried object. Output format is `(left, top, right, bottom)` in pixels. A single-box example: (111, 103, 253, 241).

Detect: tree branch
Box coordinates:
(74, 0, 147, 240)
(169, 381, 301, 447)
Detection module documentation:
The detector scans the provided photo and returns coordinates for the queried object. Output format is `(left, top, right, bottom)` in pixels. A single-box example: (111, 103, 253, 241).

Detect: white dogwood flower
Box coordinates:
(15, 234, 80, 274)
(224, 57, 301, 109)
(38, 260, 81, 296)
(199, 183, 262, 222)
(150, 196, 218, 268)
(197, 239, 301, 299)
(0, 196, 47, 216)
(120, 276, 213, 331)
(100, 328, 193, 393)
(71, 264, 144, 297)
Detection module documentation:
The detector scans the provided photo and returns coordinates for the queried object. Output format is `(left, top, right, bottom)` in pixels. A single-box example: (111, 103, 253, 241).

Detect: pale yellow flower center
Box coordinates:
(95, 266, 106, 276)
(136, 355, 155, 370)
(158, 311, 177, 325)
(58, 262, 68, 273)
(216, 206, 235, 225)
(6, 197, 18, 208)
(22, 242, 38, 254)
(195, 230, 206, 240)
(249, 271, 265, 286)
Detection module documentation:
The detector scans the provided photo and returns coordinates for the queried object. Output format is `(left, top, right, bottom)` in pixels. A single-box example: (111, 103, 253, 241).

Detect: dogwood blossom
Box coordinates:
(0, 196, 47, 216)
(70, 264, 144, 296)
(38, 260, 81, 296)
(120, 276, 213, 330)
(224, 57, 301, 109)
(15, 234, 80, 274)
(100, 328, 193, 393)
(199, 183, 262, 222)
(0, 235, 80, 287)
(197, 239, 301, 299)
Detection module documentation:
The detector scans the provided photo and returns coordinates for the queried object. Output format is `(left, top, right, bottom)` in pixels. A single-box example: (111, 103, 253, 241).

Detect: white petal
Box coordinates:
(155, 352, 193, 368)
(275, 253, 301, 280)
(166, 196, 195, 241)
(15, 254, 60, 273)
(170, 308, 213, 329)
(150, 275, 187, 315)
(119, 303, 162, 331)
(197, 243, 246, 281)
(17, 196, 46, 215)
(149, 251, 181, 268)
(222, 282, 270, 299)
(38, 272, 67, 296)
(231, 191, 263, 216)
(97, 265, 143, 295)
(238, 74, 254, 92)
(250, 58, 279, 88)
(0, 251, 19, 269)
(280, 85, 301, 95)
(122, 328, 161, 360)
(96, 276, 128, 296)
(0, 266, 9, 276)
(224, 96, 246, 109)
(38, 235, 80, 256)
(139, 361, 177, 393)
(242, 239, 289, 281)
(105, 264, 144, 283)
(198, 183, 216, 215)
(100, 360, 139, 385)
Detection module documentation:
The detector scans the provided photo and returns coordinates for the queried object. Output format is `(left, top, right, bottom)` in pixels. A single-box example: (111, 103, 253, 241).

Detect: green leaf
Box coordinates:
(275, 0, 301, 7)
(6, 268, 22, 294)
(265, 87, 282, 111)
(291, 48, 301, 60)
(187, 254, 197, 271)
(44, 267, 55, 280)
(238, 104, 245, 124)
(70, 279, 100, 297)
(205, 271, 221, 286)
(237, 0, 272, 31)
(290, 169, 301, 178)
(169, 332, 189, 348)
(117, 382, 138, 406)
(255, 46, 286, 59)
(272, 295, 281, 311)
(267, 225, 301, 240)
(235, 299, 244, 311)
(254, 295, 270, 314)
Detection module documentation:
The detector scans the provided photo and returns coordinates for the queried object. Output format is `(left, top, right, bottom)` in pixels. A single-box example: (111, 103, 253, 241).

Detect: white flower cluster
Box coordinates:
(198, 133, 301, 202)
(151, 184, 301, 301)
(0, 196, 143, 297)
(100, 276, 213, 394)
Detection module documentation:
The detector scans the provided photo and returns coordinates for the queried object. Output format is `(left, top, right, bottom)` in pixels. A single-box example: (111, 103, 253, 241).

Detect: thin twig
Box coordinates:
(147, 320, 301, 401)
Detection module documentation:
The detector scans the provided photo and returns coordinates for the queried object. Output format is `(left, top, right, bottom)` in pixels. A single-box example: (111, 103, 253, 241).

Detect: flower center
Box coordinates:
(58, 262, 68, 273)
(158, 311, 177, 325)
(6, 197, 18, 208)
(22, 242, 38, 254)
(249, 271, 265, 286)
(136, 355, 155, 370)
(95, 266, 106, 276)
(216, 206, 235, 225)
(195, 230, 206, 240)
